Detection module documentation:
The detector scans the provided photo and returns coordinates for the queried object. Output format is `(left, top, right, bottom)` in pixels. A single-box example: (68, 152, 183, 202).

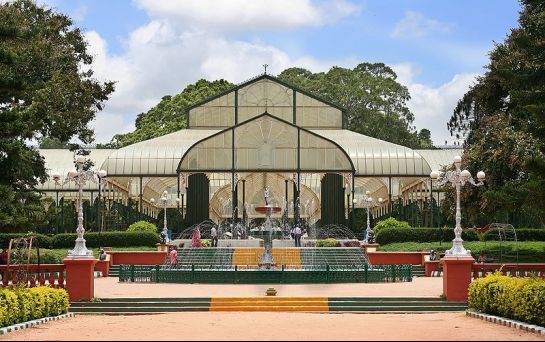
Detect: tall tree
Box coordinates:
(0, 0, 114, 230)
(446, 0, 545, 226)
(278, 63, 430, 149)
(112, 79, 233, 147)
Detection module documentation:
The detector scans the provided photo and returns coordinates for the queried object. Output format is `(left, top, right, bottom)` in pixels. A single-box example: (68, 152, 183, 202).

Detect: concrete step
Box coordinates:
(70, 297, 467, 314)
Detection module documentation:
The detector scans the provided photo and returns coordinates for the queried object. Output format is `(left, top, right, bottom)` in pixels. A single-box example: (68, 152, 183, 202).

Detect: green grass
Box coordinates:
(377, 241, 545, 263)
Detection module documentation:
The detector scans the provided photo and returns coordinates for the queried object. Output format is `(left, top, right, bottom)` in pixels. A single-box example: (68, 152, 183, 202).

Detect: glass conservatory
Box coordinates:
(38, 74, 461, 232)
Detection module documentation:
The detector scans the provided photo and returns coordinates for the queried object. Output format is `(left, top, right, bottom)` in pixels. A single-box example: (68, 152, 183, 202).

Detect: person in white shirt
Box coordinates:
(294, 225, 302, 247)
(211, 227, 218, 247)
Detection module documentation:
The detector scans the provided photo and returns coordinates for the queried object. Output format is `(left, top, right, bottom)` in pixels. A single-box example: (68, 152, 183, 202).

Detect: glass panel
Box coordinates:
(180, 130, 233, 171)
(234, 115, 297, 170)
(299, 130, 352, 171)
(189, 92, 235, 128)
(295, 92, 342, 128)
(238, 79, 293, 123)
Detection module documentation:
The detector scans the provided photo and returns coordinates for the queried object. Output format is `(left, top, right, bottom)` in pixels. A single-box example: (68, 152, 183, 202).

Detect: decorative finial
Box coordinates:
(263, 64, 268, 75)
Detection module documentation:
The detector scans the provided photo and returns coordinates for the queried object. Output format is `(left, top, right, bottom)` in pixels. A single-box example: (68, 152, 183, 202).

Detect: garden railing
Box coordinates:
(0, 264, 66, 288)
(472, 263, 545, 279)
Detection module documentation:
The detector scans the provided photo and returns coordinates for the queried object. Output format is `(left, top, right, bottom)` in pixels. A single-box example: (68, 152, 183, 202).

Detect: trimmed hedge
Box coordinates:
(0, 232, 159, 249)
(513, 229, 545, 241)
(375, 227, 479, 244)
(375, 227, 545, 244)
(317, 238, 341, 247)
(0, 234, 53, 249)
(127, 221, 158, 234)
(468, 273, 545, 326)
(0, 286, 70, 327)
(374, 218, 411, 236)
(51, 231, 159, 248)
(377, 241, 545, 263)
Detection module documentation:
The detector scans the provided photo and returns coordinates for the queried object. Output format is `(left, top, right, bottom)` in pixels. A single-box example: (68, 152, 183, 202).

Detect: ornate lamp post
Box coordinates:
(358, 191, 383, 244)
(430, 155, 485, 258)
(52, 155, 107, 259)
(150, 190, 180, 243)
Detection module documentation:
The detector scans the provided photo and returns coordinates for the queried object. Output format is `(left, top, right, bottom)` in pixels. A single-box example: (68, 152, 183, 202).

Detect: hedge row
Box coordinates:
(375, 228, 479, 244)
(468, 274, 545, 326)
(0, 287, 70, 327)
(0, 234, 53, 250)
(49, 232, 159, 248)
(375, 228, 545, 244)
(0, 232, 159, 249)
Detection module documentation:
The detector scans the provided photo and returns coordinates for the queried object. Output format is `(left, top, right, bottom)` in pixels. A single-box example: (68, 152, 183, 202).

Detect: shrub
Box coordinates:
(0, 286, 69, 327)
(317, 238, 341, 247)
(468, 273, 545, 326)
(0, 288, 19, 326)
(512, 229, 545, 241)
(375, 227, 479, 244)
(0, 233, 53, 249)
(201, 239, 211, 247)
(127, 221, 158, 234)
(374, 218, 411, 235)
(51, 231, 159, 248)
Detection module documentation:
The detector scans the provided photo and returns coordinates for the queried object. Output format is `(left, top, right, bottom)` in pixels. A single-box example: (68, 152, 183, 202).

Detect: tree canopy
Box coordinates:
(0, 0, 113, 230)
(446, 0, 545, 226)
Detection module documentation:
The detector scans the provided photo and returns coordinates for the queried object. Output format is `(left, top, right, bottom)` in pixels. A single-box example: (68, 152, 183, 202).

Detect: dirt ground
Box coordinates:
(95, 276, 443, 298)
(2, 312, 543, 341)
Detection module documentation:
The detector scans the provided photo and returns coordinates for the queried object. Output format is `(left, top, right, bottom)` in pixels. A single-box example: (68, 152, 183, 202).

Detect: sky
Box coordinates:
(42, 0, 521, 145)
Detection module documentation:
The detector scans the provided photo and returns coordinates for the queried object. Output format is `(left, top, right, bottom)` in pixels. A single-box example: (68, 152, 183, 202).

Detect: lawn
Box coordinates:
(376, 241, 545, 263)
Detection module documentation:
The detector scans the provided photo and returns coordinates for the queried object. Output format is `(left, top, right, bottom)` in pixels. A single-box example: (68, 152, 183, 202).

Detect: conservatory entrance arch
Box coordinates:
(177, 113, 355, 226)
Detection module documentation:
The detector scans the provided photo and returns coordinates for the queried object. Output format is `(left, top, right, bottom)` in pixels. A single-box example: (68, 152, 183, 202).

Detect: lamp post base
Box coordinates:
(67, 238, 94, 259)
(443, 238, 471, 258)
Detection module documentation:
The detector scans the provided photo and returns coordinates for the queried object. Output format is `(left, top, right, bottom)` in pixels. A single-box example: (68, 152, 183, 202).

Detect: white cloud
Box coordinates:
(392, 11, 452, 39)
(392, 64, 478, 145)
(134, 0, 361, 31)
(85, 20, 357, 143)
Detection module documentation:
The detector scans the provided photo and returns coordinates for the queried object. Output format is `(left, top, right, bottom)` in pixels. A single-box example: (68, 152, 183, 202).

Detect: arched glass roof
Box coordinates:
(314, 130, 432, 176)
(101, 129, 218, 176)
(38, 149, 115, 191)
(178, 113, 354, 173)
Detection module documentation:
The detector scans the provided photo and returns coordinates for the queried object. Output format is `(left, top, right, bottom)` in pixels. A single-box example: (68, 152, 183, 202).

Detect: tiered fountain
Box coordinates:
(250, 187, 282, 269)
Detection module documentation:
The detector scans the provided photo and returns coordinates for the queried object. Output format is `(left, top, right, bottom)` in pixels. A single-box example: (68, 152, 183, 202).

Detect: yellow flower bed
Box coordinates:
(468, 272, 545, 326)
(0, 286, 70, 327)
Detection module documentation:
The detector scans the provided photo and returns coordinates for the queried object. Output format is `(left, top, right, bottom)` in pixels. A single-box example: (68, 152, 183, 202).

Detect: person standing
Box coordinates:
(169, 246, 178, 267)
(211, 226, 218, 247)
(294, 225, 302, 247)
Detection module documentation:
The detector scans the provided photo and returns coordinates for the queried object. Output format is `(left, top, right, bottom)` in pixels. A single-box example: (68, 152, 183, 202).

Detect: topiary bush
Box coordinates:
(51, 231, 159, 248)
(127, 221, 158, 234)
(374, 217, 411, 236)
(468, 273, 545, 326)
(317, 238, 341, 247)
(0, 286, 69, 327)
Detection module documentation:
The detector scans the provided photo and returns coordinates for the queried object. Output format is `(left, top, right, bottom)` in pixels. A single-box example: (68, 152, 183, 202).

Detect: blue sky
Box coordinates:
(44, 0, 520, 145)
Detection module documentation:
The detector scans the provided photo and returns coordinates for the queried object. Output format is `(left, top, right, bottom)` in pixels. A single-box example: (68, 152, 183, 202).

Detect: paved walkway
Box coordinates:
(94, 277, 443, 298)
(3, 312, 544, 341)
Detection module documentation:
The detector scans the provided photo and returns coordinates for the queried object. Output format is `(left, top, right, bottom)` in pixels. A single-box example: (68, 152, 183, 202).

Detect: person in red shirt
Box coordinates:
(169, 246, 178, 267)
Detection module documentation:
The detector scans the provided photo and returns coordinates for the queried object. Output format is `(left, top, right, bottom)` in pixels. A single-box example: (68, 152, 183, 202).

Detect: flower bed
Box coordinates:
(468, 273, 545, 327)
(0, 286, 70, 328)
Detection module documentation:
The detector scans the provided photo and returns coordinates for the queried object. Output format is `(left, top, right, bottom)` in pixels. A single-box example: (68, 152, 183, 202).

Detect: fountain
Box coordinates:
(250, 187, 282, 269)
